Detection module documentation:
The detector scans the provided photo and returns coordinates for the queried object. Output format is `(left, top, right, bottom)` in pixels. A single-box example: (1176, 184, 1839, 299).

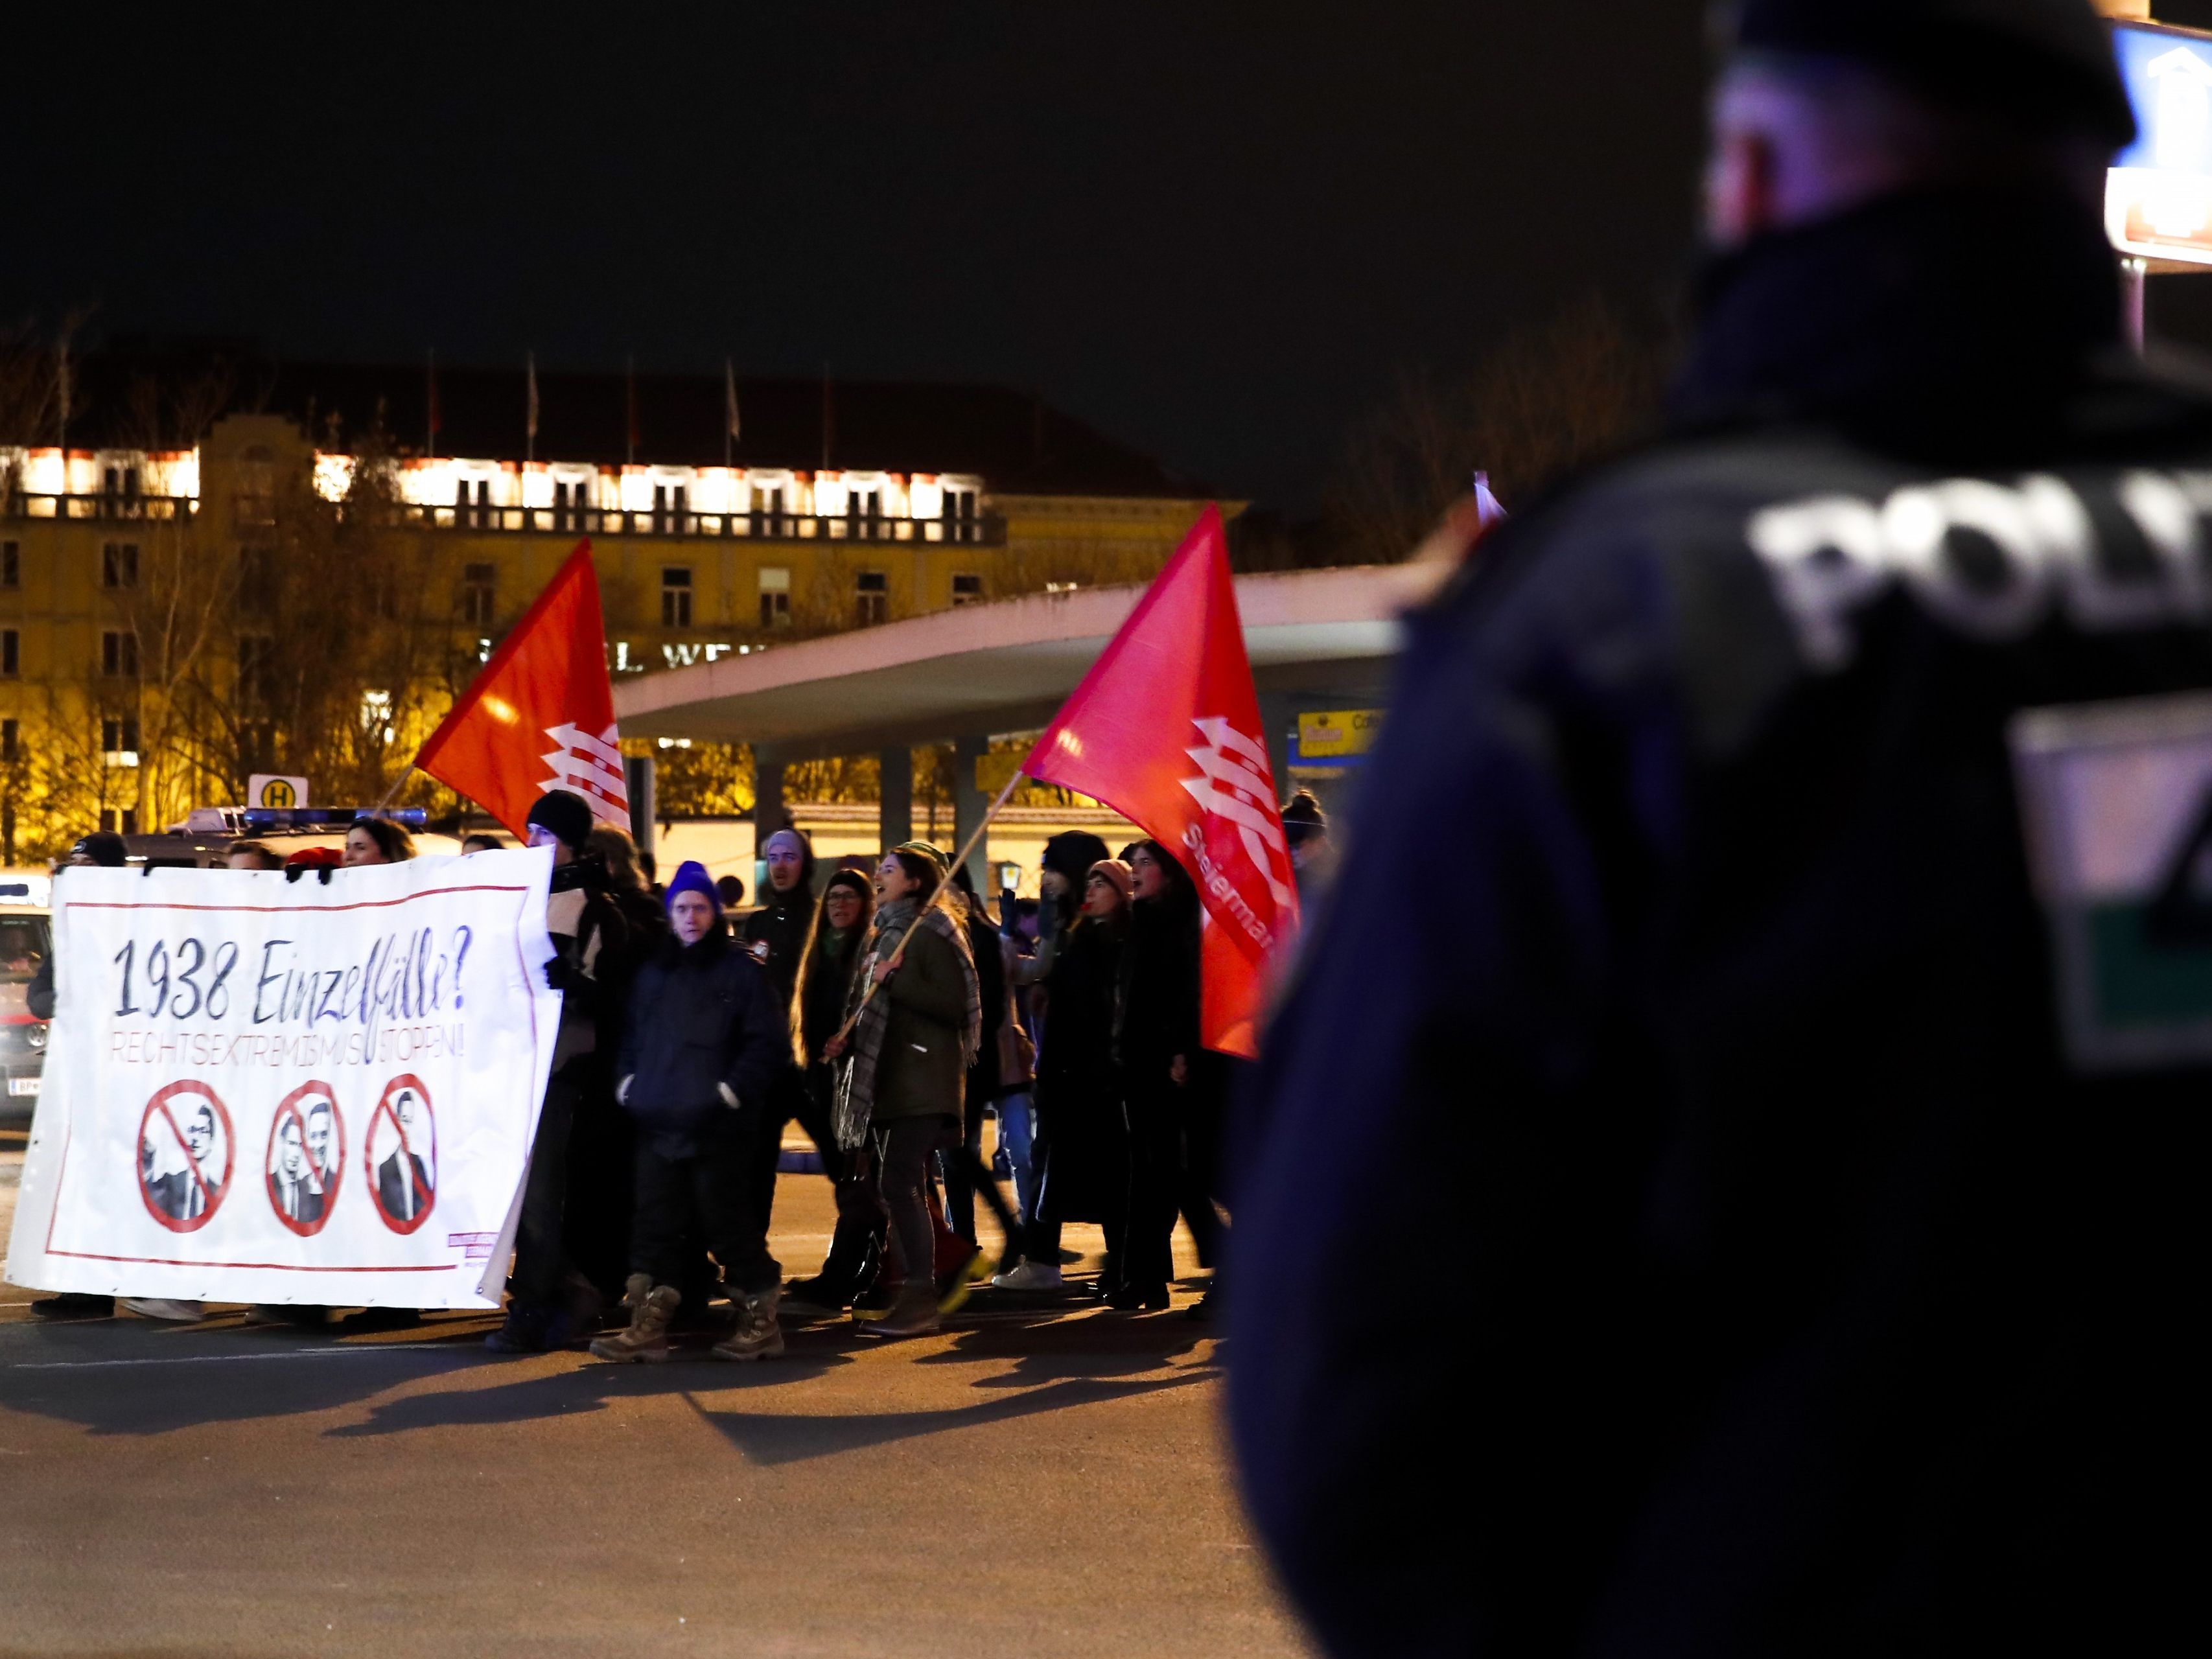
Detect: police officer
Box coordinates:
(1231, 4, 2199, 1653)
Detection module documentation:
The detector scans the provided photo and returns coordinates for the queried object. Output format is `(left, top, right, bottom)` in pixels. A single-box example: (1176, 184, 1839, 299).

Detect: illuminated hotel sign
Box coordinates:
(2108, 21, 2212, 266)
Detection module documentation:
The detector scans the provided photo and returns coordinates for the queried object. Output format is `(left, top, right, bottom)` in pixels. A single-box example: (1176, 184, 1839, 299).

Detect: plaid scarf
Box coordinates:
(832, 890, 983, 1151)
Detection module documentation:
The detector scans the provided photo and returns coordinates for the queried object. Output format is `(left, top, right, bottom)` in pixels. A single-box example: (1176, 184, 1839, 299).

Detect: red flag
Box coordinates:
(1022, 505, 1297, 1057)
(413, 540, 629, 837)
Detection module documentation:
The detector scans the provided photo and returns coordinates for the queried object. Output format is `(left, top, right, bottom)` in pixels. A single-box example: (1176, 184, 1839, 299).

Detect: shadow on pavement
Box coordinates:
(687, 1371, 1213, 1466)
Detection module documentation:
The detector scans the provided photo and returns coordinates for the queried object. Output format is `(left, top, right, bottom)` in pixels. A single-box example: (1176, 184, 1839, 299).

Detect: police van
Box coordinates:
(118, 807, 465, 868)
(0, 874, 53, 1117)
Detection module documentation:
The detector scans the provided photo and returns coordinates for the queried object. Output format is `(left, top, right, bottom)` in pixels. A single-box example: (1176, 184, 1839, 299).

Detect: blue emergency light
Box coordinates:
(241, 807, 429, 831)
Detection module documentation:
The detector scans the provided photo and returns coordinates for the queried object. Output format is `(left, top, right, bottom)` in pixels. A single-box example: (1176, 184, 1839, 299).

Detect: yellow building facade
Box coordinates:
(0, 356, 1216, 859)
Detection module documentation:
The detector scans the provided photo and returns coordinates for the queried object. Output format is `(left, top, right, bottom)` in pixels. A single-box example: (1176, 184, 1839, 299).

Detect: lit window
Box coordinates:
(951, 574, 983, 607)
(102, 718, 141, 767)
(555, 476, 593, 530)
(662, 567, 693, 628)
(855, 570, 888, 627)
(758, 566, 792, 629)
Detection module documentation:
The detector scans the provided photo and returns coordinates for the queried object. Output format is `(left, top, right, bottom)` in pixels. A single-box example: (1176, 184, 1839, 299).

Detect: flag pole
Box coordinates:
(371, 765, 415, 816)
(828, 766, 1025, 1047)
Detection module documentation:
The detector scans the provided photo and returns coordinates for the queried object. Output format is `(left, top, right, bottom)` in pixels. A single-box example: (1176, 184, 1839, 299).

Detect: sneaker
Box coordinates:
(712, 1287, 784, 1362)
(29, 1293, 113, 1319)
(1106, 1282, 1171, 1312)
(989, 1260, 1064, 1292)
(121, 1297, 205, 1323)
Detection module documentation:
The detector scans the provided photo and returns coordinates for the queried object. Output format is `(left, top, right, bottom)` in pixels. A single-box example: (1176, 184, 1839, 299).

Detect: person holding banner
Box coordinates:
(593, 861, 787, 1363)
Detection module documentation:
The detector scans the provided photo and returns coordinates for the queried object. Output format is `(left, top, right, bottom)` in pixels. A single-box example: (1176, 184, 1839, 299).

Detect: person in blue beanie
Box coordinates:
(590, 861, 790, 1363)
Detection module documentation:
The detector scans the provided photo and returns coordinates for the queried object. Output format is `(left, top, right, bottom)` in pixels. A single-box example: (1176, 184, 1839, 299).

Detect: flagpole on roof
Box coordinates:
(526, 351, 539, 468)
(725, 358, 739, 471)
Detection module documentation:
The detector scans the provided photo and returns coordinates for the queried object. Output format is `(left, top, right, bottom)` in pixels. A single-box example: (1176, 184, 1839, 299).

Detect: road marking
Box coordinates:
(11, 1344, 464, 1371)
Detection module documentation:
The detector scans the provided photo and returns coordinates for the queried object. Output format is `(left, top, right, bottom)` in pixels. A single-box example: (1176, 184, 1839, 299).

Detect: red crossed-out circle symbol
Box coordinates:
(136, 1080, 235, 1235)
(365, 1073, 438, 1235)
(265, 1078, 345, 1238)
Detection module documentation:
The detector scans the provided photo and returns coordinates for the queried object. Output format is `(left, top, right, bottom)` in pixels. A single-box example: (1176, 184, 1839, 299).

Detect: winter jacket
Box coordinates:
(743, 883, 814, 1007)
(1114, 892, 1200, 1088)
(616, 929, 787, 1154)
(1232, 183, 2212, 1658)
(964, 904, 1007, 1102)
(1032, 913, 1124, 1223)
(867, 917, 972, 1124)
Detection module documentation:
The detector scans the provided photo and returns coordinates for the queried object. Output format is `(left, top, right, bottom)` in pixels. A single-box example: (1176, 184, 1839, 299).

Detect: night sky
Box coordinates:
(9, 3, 2212, 511)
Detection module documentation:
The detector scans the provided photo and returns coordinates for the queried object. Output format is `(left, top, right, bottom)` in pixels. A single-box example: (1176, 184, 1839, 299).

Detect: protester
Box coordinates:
(741, 828, 817, 1251)
(587, 823, 669, 942)
(460, 831, 507, 854)
(784, 866, 885, 1310)
(591, 861, 787, 1363)
(824, 845, 981, 1338)
(1112, 841, 1206, 1312)
(28, 833, 129, 1320)
(993, 897, 1042, 1229)
(343, 817, 416, 865)
(488, 789, 629, 1354)
(716, 874, 746, 914)
(225, 841, 283, 871)
(997, 852, 1128, 1294)
(941, 864, 1020, 1275)
(1278, 791, 1331, 909)
(1231, 5, 2188, 1652)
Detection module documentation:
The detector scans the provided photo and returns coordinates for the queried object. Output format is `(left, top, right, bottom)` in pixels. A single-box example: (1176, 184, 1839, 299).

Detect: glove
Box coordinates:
(617, 1074, 633, 1105)
(542, 955, 572, 992)
(717, 1082, 740, 1111)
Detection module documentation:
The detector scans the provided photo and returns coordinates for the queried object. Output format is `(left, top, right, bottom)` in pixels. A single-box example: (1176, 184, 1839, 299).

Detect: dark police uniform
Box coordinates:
(1229, 11, 2201, 1655)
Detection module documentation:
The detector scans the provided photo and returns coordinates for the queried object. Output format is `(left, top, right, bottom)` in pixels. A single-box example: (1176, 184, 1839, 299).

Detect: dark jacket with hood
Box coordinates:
(742, 841, 818, 1008)
(1114, 880, 1200, 1089)
(616, 927, 788, 1155)
(1231, 182, 2212, 1657)
(1033, 907, 1126, 1222)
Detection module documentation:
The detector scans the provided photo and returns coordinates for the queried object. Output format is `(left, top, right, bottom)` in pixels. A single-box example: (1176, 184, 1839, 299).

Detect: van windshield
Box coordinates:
(0, 916, 50, 984)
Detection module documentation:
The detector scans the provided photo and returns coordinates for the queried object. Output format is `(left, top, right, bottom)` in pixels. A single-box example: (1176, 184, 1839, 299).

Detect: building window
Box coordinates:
(238, 636, 274, 706)
(233, 447, 277, 529)
(462, 563, 496, 627)
(102, 541, 139, 588)
(2, 540, 17, 588)
(456, 478, 490, 528)
(754, 484, 785, 532)
(555, 478, 592, 531)
(102, 717, 141, 765)
(654, 483, 688, 534)
(239, 545, 276, 613)
(855, 570, 889, 627)
(945, 485, 980, 543)
(2, 631, 16, 677)
(99, 808, 140, 835)
(661, 567, 693, 628)
(102, 631, 139, 678)
(758, 566, 792, 629)
(951, 574, 983, 607)
(1, 719, 16, 761)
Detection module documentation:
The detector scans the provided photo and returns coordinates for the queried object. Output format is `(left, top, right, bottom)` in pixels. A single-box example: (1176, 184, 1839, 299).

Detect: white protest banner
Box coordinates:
(4, 848, 560, 1308)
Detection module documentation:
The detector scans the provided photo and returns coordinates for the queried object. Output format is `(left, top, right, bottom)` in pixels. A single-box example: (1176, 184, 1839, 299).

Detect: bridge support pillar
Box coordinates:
(953, 733, 990, 894)
(878, 746, 913, 854)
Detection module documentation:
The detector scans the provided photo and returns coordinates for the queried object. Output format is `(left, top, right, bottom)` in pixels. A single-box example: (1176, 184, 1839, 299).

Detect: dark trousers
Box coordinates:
(513, 1062, 587, 1311)
(942, 1082, 1022, 1262)
(1123, 1080, 1185, 1295)
(873, 1114, 955, 1291)
(629, 1111, 782, 1297)
(754, 1064, 879, 1292)
(1178, 1073, 1226, 1271)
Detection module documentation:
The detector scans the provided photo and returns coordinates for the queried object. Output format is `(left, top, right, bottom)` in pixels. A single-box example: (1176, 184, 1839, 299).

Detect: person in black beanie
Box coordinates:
(1235, 5, 2208, 1654)
(487, 789, 629, 1352)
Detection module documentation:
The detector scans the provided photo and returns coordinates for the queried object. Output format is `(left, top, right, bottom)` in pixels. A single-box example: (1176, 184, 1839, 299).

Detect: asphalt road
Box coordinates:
(0, 1139, 1306, 1659)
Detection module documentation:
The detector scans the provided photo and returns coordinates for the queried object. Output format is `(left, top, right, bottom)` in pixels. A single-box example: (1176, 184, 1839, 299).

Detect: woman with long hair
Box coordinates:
(783, 867, 882, 1311)
(344, 816, 417, 865)
(826, 846, 981, 1338)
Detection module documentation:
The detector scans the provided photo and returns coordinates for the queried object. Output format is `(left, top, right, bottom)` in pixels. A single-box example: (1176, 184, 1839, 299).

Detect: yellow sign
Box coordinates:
(1296, 710, 1382, 760)
(248, 772, 310, 809)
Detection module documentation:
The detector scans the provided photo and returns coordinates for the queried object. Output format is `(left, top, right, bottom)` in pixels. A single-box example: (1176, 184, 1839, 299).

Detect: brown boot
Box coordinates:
(712, 1285, 785, 1362)
(857, 1282, 940, 1340)
(588, 1275, 681, 1363)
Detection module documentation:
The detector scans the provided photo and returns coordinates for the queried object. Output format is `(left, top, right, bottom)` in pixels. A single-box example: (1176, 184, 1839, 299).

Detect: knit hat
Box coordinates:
(1723, 0, 2135, 149)
(71, 831, 128, 867)
(285, 846, 343, 869)
(1087, 859, 1135, 901)
(663, 859, 723, 918)
(525, 789, 596, 854)
(1281, 790, 1329, 850)
(893, 840, 949, 881)
(1041, 831, 1111, 890)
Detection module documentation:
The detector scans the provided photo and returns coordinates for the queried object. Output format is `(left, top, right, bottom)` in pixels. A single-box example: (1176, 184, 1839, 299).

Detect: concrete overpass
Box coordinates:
(614, 563, 1432, 878)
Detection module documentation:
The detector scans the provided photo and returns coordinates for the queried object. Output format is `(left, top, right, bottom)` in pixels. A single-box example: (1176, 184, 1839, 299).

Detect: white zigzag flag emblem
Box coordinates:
(1179, 716, 1295, 912)
(541, 721, 629, 822)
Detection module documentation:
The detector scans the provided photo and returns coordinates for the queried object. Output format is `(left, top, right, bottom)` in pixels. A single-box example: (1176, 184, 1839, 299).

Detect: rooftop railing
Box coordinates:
(397, 504, 1004, 544)
(0, 491, 195, 521)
